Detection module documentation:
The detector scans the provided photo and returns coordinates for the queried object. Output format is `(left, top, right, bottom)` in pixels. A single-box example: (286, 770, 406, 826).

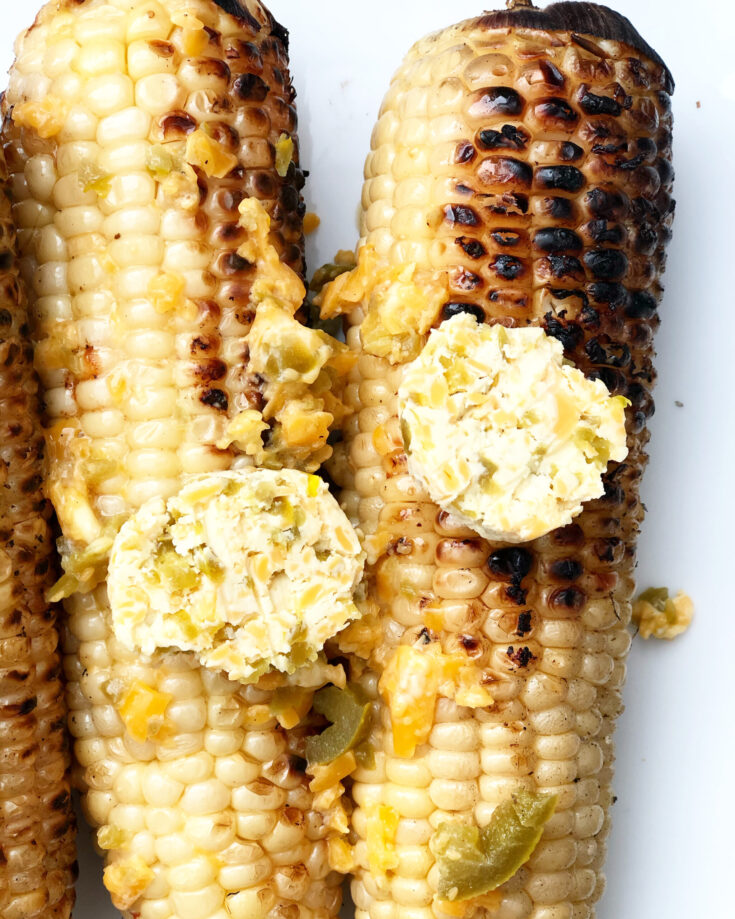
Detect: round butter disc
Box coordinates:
(398, 314, 629, 543)
(108, 469, 364, 682)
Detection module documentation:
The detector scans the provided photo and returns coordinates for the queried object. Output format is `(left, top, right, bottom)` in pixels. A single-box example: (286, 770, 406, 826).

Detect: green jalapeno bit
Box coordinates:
(305, 684, 371, 765)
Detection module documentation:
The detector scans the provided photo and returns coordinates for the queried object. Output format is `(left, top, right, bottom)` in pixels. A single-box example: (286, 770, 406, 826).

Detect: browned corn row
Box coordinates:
(339, 4, 674, 919)
(2, 2, 344, 918)
(0, 147, 76, 919)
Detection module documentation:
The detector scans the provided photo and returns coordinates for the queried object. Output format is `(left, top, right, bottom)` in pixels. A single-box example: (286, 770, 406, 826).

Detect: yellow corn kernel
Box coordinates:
(275, 133, 294, 177)
(366, 804, 400, 875)
(103, 855, 154, 912)
(185, 129, 238, 178)
(328, 838, 355, 873)
(97, 825, 129, 851)
(304, 212, 321, 235)
(171, 10, 208, 56)
(12, 98, 69, 138)
(117, 681, 172, 743)
(308, 751, 357, 793)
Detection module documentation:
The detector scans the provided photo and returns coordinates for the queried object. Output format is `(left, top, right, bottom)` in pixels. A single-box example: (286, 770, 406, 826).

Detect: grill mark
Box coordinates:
(535, 165, 586, 192)
(441, 302, 485, 324)
(470, 86, 525, 117)
(534, 97, 579, 124)
(477, 125, 529, 151)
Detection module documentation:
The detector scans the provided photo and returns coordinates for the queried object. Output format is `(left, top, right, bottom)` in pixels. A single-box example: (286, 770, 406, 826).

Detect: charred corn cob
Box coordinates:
(3, 2, 349, 917)
(328, 3, 674, 918)
(0, 147, 76, 919)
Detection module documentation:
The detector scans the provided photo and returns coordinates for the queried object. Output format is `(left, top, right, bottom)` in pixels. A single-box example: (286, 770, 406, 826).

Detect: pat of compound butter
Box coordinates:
(108, 470, 364, 682)
(398, 314, 629, 543)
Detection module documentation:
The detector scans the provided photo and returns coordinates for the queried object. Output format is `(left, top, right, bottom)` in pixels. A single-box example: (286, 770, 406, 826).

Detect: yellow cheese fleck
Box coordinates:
(117, 681, 172, 743)
(633, 588, 693, 640)
(307, 474, 321, 497)
(304, 212, 321, 235)
(148, 272, 185, 314)
(103, 856, 154, 912)
(216, 410, 269, 458)
(328, 838, 355, 873)
(185, 128, 238, 178)
(12, 98, 68, 139)
(367, 804, 400, 875)
(275, 133, 294, 177)
(308, 750, 357, 793)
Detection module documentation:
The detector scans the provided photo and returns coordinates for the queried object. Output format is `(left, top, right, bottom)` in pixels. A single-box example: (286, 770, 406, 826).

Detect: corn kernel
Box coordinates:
(118, 681, 172, 743)
(103, 855, 154, 911)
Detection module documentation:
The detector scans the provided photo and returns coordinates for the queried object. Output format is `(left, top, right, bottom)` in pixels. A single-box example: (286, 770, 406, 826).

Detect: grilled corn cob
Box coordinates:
(328, 3, 674, 918)
(0, 147, 76, 919)
(3, 2, 347, 917)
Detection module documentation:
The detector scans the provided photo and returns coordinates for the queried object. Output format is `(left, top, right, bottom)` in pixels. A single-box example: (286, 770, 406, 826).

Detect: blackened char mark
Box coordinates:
(488, 548, 532, 607)
(200, 388, 229, 411)
(478, 124, 529, 151)
(456, 142, 477, 164)
(456, 237, 486, 259)
(579, 88, 622, 116)
(539, 60, 565, 88)
(584, 248, 629, 281)
(534, 98, 579, 124)
(491, 230, 522, 248)
(547, 255, 584, 280)
(491, 255, 525, 280)
(625, 290, 658, 319)
(470, 87, 525, 117)
(543, 313, 584, 352)
(486, 193, 528, 216)
(478, 156, 533, 188)
(559, 142, 584, 162)
(441, 302, 486, 324)
(585, 219, 625, 245)
(233, 73, 269, 101)
(534, 227, 582, 253)
(538, 197, 576, 222)
(585, 187, 630, 219)
(445, 205, 479, 227)
(536, 166, 585, 192)
(588, 281, 629, 310)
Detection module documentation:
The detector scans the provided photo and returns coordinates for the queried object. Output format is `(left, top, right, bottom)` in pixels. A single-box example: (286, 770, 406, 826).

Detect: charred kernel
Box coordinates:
(233, 73, 269, 101)
(459, 634, 480, 653)
(516, 611, 533, 636)
(506, 584, 527, 606)
(148, 39, 175, 58)
(625, 381, 648, 407)
(456, 236, 486, 259)
(507, 646, 536, 668)
(451, 268, 483, 291)
(591, 141, 628, 156)
(535, 165, 585, 192)
(656, 157, 674, 185)
(444, 204, 479, 227)
(542, 314, 584, 352)
(455, 142, 477, 164)
(546, 255, 584, 279)
(194, 359, 227, 383)
(585, 187, 630, 219)
(200, 388, 229, 411)
(559, 141, 584, 161)
(534, 97, 578, 124)
(491, 230, 522, 247)
(533, 228, 582, 253)
(488, 289, 528, 309)
(486, 192, 528, 216)
(550, 558, 583, 581)
(584, 220, 625, 246)
(588, 282, 629, 309)
(18, 696, 38, 715)
(478, 156, 533, 188)
(470, 86, 524, 117)
(455, 183, 474, 196)
(538, 196, 576, 221)
(491, 255, 525, 280)
(538, 60, 565, 87)
(585, 338, 631, 368)
(0, 308, 11, 325)
(441, 302, 486, 324)
(550, 587, 586, 612)
(589, 366, 625, 393)
(477, 124, 529, 151)
(625, 290, 658, 319)
(552, 523, 585, 547)
(579, 88, 622, 116)
(594, 538, 621, 563)
(634, 224, 658, 254)
(584, 249, 629, 281)
(601, 482, 625, 505)
(579, 305, 601, 327)
(159, 111, 197, 139)
(487, 547, 533, 583)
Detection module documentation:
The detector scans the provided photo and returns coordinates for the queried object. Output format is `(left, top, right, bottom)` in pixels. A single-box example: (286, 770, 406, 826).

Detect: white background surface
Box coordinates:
(1, 1, 733, 917)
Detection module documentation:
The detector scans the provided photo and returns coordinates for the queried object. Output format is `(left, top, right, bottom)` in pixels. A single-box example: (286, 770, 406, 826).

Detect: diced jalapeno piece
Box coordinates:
(305, 684, 371, 765)
(638, 587, 670, 611)
(431, 789, 558, 901)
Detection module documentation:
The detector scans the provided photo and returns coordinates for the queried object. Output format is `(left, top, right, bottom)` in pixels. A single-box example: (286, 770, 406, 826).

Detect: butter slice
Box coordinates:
(398, 315, 628, 543)
(108, 469, 364, 682)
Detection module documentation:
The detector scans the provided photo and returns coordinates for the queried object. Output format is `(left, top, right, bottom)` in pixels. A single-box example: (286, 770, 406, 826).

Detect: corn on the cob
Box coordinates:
(330, 4, 674, 919)
(0, 146, 76, 919)
(2, 2, 346, 917)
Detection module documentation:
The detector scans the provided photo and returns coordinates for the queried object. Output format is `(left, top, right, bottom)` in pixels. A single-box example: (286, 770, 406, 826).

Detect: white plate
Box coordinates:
(1, 2, 732, 917)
